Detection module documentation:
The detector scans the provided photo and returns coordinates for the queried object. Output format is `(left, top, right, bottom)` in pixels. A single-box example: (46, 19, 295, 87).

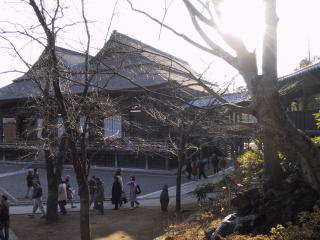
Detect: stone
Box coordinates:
(211, 214, 236, 240)
(160, 184, 169, 212)
(210, 174, 320, 239)
(231, 188, 260, 215)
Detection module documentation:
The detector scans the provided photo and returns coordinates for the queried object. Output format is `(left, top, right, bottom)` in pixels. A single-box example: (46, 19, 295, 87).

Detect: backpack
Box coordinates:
(135, 184, 141, 194)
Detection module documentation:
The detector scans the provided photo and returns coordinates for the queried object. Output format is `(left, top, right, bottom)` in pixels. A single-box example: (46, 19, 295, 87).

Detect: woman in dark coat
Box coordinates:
(112, 177, 122, 210)
(0, 195, 9, 240)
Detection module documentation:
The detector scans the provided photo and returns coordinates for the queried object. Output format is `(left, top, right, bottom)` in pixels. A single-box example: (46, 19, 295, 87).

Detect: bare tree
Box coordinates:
(135, 85, 237, 211)
(0, 1, 123, 239)
(127, 0, 320, 193)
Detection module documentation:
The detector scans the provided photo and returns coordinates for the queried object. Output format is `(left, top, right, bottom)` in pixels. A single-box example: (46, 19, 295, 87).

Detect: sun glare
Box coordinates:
(219, 0, 265, 50)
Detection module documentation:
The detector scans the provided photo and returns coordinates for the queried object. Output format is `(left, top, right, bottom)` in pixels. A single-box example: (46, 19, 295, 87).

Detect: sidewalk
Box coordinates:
(9, 167, 233, 215)
(0, 161, 176, 176)
(7, 167, 233, 240)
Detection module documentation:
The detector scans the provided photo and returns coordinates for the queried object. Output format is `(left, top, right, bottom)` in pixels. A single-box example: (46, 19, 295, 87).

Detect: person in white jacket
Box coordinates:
(58, 179, 68, 215)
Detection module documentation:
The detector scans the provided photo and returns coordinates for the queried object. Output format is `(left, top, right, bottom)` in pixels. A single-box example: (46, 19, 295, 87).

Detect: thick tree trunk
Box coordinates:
(176, 156, 182, 212)
(254, 80, 320, 193)
(253, 0, 320, 194)
(69, 142, 91, 240)
(44, 150, 59, 221)
(79, 179, 91, 240)
(44, 138, 66, 222)
(46, 176, 59, 221)
(263, 133, 283, 190)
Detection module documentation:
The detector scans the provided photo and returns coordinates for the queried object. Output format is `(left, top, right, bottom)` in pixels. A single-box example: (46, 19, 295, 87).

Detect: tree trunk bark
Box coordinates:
(79, 179, 91, 240)
(263, 133, 283, 190)
(255, 80, 320, 193)
(175, 155, 182, 212)
(46, 176, 59, 221)
(44, 150, 59, 222)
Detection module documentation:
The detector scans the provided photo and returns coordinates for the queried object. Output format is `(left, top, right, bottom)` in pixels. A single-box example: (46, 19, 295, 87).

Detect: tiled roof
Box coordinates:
(278, 62, 320, 95)
(278, 62, 320, 83)
(0, 31, 202, 100)
(184, 92, 250, 108)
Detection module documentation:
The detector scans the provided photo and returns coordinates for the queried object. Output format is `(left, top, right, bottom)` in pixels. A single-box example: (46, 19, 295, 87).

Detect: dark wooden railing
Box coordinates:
(287, 109, 319, 133)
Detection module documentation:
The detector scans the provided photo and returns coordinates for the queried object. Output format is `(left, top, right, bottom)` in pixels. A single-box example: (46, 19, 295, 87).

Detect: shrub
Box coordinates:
(270, 202, 320, 240)
(278, 151, 298, 174)
(193, 183, 216, 204)
(237, 150, 263, 183)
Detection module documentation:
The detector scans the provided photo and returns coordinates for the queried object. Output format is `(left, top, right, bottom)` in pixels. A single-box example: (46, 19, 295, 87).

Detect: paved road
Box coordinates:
(0, 163, 188, 204)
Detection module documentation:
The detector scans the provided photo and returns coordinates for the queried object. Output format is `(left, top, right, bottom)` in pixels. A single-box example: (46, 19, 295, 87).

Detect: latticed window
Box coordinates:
(104, 116, 122, 138)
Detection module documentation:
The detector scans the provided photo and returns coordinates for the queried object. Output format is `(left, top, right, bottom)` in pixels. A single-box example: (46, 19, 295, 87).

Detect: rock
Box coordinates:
(210, 175, 319, 239)
(160, 184, 169, 212)
(234, 214, 257, 234)
(231, 188, 260, 215)
(204, 228, 216, 240)
(211, 214, 236, 240)
(211, 214, 258, 240)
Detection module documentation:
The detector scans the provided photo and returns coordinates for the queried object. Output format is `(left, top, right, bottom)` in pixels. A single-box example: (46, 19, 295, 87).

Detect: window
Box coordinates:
(104, 116, 122, 138)
(3, 118, 16, 142)
(241, 114, 257, 123)
(36, 119, 43, 138)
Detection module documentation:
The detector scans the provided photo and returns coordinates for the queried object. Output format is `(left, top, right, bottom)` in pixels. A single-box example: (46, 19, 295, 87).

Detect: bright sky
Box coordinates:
(1, 0, 320, 91)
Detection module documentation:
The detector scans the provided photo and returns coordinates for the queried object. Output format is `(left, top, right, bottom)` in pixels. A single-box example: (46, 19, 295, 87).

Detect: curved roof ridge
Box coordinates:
(106, 30, 189, 65)
(279, 62, 320, 82)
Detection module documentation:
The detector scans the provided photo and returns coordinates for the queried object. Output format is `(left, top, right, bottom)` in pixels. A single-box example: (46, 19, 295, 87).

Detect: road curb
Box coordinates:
(9, 228, 19, 240)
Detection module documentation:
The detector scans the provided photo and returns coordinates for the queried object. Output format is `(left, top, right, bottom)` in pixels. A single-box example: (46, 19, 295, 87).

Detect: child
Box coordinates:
(127, 176, 140, 209)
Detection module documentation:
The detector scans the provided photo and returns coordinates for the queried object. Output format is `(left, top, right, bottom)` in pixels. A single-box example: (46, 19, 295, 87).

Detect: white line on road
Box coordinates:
(0, 185, 18, 202)
(0, 168, 31, 178)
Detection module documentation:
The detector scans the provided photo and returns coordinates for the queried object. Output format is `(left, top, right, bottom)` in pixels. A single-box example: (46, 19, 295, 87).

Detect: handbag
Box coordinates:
(121, 191, 127, 203)
(135, 185, 141, 194)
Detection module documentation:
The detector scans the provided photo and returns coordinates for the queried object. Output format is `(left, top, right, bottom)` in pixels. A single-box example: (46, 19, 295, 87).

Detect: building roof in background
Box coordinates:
(0, 47, 89, 100)
(278, 62, 320, 96)
(184, 92, 250, 108)
(0, 31, 202, 101)
(71, 30, 202, 92)
(278, 62, 320, 83)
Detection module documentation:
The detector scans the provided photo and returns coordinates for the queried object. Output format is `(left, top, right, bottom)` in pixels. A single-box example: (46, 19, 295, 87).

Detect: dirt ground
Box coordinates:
(10, 204, 198, 240)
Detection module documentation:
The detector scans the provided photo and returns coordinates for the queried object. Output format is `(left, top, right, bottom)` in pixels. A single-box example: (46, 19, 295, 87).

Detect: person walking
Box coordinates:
(29, 181, 46, 218)
(25, 170, 34, 199)
(211, 153, 219, 174)
(115, 169, 127, 205)
(65, 175, 76, 208)
(127, 176, 140, 209)
(185, 160, 192, 180)
(58, 179, 67, 215)
(0, 195, 9, 240)
(88, 176, 96, 208)
(33, 168, 40, 185)
(198, 158, 208, 180)
(112, 176, 122, 210)
(94, 178, 105, 215)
